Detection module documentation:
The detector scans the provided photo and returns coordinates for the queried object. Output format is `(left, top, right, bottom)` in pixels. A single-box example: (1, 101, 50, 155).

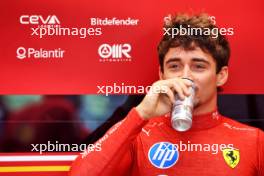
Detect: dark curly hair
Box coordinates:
(158, 13, 230, 73)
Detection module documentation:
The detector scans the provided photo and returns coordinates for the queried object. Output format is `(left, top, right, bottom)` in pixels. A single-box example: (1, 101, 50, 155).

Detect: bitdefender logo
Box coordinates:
(98, 43, 132, 62)
(16, 46, 65, 60)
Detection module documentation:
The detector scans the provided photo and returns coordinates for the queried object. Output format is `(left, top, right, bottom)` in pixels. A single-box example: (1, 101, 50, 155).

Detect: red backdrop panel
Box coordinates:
(1, 0, 264, 94)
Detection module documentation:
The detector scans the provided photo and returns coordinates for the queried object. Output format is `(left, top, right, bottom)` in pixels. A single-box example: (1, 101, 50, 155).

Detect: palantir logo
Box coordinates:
(16, 47, 27, 59)
(98, 43, 131, 59)
(148, 142, 179, 169)
(16, 46, 65, 60)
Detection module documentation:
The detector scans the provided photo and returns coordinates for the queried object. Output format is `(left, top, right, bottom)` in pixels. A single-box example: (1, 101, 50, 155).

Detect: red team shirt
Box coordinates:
(70, 108, 264, 176)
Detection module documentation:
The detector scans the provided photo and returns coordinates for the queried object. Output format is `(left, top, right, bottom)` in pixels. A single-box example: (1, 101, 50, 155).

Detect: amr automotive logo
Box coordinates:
(16, 46, 65, 60)
(98, 43, 132, 62)
(148, 142, 179, 169)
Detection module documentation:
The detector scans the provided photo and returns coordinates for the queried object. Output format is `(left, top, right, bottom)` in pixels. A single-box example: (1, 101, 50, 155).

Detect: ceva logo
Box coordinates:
(19, 15, 60, 25)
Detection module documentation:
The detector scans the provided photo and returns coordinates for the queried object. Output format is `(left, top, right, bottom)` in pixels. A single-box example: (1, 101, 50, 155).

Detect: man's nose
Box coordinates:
(181, 66, 193, 80)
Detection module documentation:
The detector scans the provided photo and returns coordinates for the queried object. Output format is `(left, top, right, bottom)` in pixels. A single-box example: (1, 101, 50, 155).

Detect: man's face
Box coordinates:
(160, 46, 224, 109)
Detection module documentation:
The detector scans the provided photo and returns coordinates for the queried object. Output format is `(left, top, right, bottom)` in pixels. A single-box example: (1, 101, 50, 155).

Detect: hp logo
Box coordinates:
(148, 142, 179, 169)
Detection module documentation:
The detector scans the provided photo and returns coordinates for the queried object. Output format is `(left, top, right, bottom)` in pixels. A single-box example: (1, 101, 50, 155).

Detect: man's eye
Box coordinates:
(194, 64, 206, 69)
(169, 64, 180, 69)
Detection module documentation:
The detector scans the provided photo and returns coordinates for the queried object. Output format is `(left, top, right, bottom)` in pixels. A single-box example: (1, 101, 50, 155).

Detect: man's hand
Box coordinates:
(136, 78, 192, 120)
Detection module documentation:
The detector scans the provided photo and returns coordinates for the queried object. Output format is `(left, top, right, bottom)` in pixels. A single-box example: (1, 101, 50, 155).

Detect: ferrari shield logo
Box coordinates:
(222, 148, 240, 168)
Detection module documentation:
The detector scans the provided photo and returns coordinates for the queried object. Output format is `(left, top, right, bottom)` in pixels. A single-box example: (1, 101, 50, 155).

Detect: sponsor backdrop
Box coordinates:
(1, 0, 264, 94)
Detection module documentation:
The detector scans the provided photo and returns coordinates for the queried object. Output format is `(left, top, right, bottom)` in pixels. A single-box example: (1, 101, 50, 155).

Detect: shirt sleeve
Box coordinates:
(69, 108, 148, 176)
(257, 129, 264, 176)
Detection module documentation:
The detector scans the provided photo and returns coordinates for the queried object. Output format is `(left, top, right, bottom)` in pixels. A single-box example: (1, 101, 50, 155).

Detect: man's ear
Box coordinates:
(216, 66, 229, 87)
(159, 66, 164, 80)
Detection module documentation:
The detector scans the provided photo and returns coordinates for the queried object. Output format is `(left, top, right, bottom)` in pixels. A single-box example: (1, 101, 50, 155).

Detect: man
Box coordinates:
(70, 13, 264, 175)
